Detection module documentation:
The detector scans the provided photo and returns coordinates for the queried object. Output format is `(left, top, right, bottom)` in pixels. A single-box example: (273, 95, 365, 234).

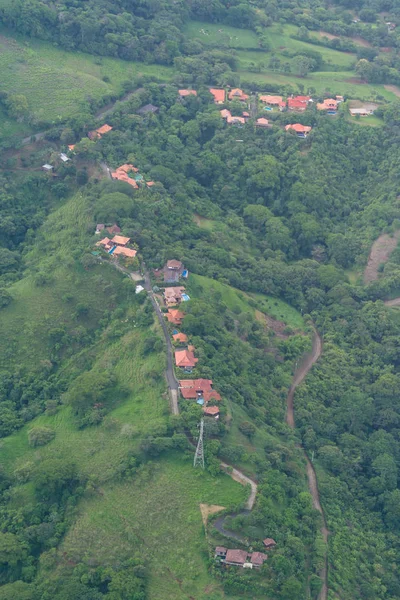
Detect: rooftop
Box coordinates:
(112, 235, 130, 246)
(175, 348, 198, 368)
(225, 549, 248, 564)
(113, 246, 137, 258)
(179, 89, 197, 97)
(210, 88, 225, 103)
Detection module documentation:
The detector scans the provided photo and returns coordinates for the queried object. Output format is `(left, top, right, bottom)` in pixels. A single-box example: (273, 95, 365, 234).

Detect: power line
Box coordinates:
(193, 419, 205, 469)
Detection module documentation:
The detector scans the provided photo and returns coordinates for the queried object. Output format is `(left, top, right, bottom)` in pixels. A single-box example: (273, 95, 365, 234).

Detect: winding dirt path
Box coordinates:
(286, 330, 328, 600)
(384, 297, 400, 307)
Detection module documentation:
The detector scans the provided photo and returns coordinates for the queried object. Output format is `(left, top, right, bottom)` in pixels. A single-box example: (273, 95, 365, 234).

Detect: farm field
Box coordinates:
(183, 20, 260, 49)
(0, 27, 173, 125)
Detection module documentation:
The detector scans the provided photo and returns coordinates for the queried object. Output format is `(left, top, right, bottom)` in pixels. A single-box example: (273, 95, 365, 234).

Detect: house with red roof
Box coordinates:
(166, 309, 185, 326)
(163, 286, 186, 307)
(88, 124, 113, 140)
(249, 552, 268, 567)
(96, 237, 113, 251)
(111, 164, 139, 188)
(173, 332, 188, 344)
(204, 405, 220, 418)
(179, 379, 221, 402)
(287, 96, 310, 112)
(259, 95, 285, 108)
(256, 118, 270, 128)
(175, 348, 198, 368)
(228, 88, 249, 102)
(215, 548, 268, 568)
(113, 246, 137, 259)
(285, 123, 312, 137)
(317, 98, 338, 113)
(112, 235, 130, 246)
(210, 88, 225, 104)
(263, 538, 277, 549)
(179, 89, 197, 98)
(107, 224, 121, 235)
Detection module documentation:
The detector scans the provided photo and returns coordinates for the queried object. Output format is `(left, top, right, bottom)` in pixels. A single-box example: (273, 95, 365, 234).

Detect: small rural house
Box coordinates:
(317, 98, 338, 113)
(96, 237, 113, 251)
(135, 285, 145, 294)
(203, 405, 220, 418)
(210, 88, 225, 104)
(112, 235, 130, 246)
(179, 89, 197, 98)
(173, 332, 188, 343)
(42, 164, 53, 172)
(179, 379, 221, 403)
(263, 538, 277, 549)
(68, 144, 75, 152)
(166, 309, 185, 326)
(95, 224, 105, 234)
(113, 246, 137, 259)
(111, 164, 139, 188)
(285, 123, 312, 138)
(88, 124, 113, 140)
(164, 259, 185, 283)
(175, 348, 198, 368)
(228, 88, 249, 102)
(256, 118, 270, 128)
(215, 548, 268, 568)
(107, 224, 121, 235)
(287, 96, 310, 112)
(349, 107, 373, 117)
(220, 110, 246, 125)
(163, 286, 186, 307)
(259, 95, 286, 110)
(59, 153, 69, 162)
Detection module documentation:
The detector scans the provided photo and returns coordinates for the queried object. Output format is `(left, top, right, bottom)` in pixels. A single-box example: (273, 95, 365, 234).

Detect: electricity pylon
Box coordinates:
(193, 419, 205, 469)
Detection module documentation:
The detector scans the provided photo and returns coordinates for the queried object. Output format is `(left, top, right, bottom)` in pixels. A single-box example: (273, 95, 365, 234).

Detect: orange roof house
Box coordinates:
(175, 348, 198, 368)
(287, 96, 310, 112)
(259, 95, 283, 105)
(210, 88, 225, 104)
(163, 286, 185, 306)
(173, 332, 188, 343)
(204, 405, 220, 417)
(88, 124, 113, 140)
(256, 118, 270, 127)
(113, 246, 137, 259)
(146, 181, 155, 187)
(228, 88, 249, 102)
(166, 309, 185, 326)
(68, 144, 75, 151)
(317, 98, 338, 111)
(96, 237, 113, 250)
(111, 164, 139, 187)
(107, 224, 121, 235)
(112, 235, 130, 246)
(249, 552, 268, 567)
(225, 549, 248, 566)
(220, 109, 231, 119)
(263, 538, 277, 548)
(227, 114, 245, 125)
(179, 89, 197, 97)
(179, 379, 221, 402)
(285, 123, 312, 136)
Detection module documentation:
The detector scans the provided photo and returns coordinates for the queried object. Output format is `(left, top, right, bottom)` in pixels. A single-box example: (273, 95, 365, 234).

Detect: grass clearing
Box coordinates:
(183, 20, 259, 49)
(0, 27, 172, 127)
(249, 292, 305, 329)
(59, 455, 246, 600)
(189, 273, 255, 314)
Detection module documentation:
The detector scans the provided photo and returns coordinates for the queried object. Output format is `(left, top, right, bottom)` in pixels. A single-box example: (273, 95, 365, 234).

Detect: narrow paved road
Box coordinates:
(220, 462, 257, 510)
(143, 269, 179, 415)
(286, 330, 328, 600)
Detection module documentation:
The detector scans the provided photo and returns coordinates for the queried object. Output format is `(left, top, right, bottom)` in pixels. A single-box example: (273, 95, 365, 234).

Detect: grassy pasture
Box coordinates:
(0, 27, 172, 125)
(183, 20, 260, 49)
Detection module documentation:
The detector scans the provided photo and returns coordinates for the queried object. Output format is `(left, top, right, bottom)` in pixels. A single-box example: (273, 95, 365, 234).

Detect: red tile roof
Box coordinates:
(242, 111, 250, 117)
(225, 549, 248, 564)
(256, 118, 269, 126)
(287, 97, 309, 111)
(210, 88, 225, 103)
(259, 95, 283, 104)
(250, 552, 268, 566)
(204, 405, 220, 416)
(179, 379, 213, 389)
(173, 332, 188, 343)
(317, 98, 338, 110)
(107, 224, 121, 234)
(146, 181, 155, 187)
(96, 237, 111, 247)
(228, 89, 249, 102)
(263, 538, 276, 548)
(167, 260, 182, 269)
(96, 124, 113, 135)
(113, 246, 137, 258)
(227, 115, 245, 124)
(166, 309, 185, 325)
(220, 109, 231, 119)
(112, 235, 130, 246)
(285, 123, 312, 133)
(179, 89, 197, 97)
(175, 349, 198, 368)
(68, 144, 75, 151)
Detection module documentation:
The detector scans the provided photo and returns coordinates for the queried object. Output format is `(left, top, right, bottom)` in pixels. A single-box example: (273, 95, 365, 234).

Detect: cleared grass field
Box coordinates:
(59, 455, 246, 600)
(0, 27, 172, 124)
(249, 292, 305, 329)
(183, 20, 260, 49)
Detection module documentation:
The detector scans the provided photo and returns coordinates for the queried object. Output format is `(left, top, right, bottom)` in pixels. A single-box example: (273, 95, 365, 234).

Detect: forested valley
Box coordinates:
(0, 0, 400, 597)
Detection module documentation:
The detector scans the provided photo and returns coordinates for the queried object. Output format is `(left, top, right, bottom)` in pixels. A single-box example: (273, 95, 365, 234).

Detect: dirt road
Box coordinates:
(286, 330, 322, 428)
(220, 462, 257, 510)
(364, 230, 400, 283)
(285, 330, 327, 600)
(384, 297, 400, 307)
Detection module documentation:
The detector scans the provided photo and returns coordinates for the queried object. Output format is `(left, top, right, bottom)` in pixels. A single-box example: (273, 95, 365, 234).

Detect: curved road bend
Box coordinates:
(143, 269, 179, 414)
(384, 297, 400, 307)
(285, 330, 328, 600)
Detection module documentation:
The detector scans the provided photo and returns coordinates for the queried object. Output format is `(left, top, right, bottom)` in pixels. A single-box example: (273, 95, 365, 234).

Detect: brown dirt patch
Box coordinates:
(318, 30, 338, 40)
(255, 309, 290, 339)
(364, 230, 400, 283)
(384, 84, 400, 98)
(345, 77, 367, 84)
(199, 504, 225, 526)
(349, 36, 372, 47)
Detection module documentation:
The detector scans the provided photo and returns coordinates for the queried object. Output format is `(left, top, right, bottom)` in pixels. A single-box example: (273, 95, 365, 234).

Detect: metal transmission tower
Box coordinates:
(193, 419, 205, 469)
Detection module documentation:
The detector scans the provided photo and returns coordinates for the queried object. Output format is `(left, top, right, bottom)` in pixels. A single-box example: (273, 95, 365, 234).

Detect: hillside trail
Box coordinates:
(286, 330, 328, 600)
